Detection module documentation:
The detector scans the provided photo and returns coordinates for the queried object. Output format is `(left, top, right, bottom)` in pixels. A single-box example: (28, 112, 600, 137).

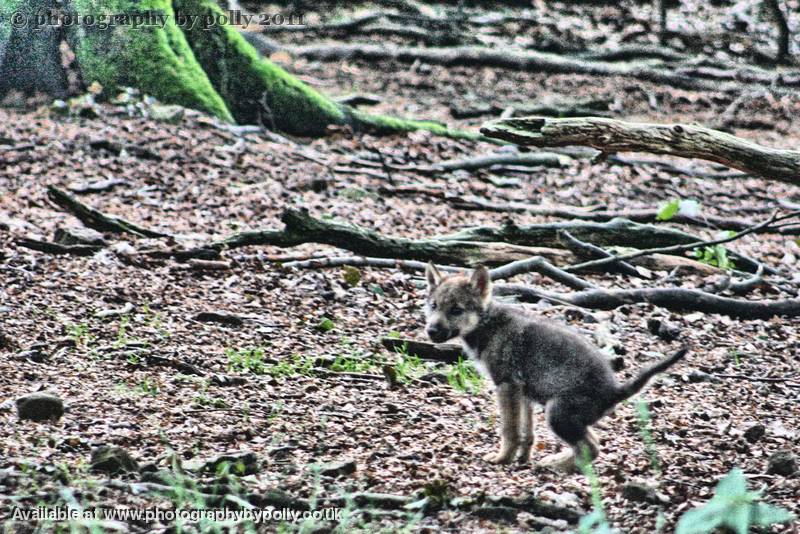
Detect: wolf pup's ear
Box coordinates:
(426, 262, 442, 293)
(470, 266, 492, 303)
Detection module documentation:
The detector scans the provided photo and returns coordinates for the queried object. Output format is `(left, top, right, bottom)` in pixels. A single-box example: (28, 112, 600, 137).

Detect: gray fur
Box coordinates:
(424, 263, 689, 469)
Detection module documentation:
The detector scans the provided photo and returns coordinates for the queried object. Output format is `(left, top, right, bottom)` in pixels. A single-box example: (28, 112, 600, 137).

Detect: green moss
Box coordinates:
(69, 0, 232, 121)
(173, 0, 345, 135)
(349, 109, 485, 141)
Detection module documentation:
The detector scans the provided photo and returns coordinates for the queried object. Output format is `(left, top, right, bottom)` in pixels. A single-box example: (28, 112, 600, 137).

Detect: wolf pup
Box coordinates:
(424, 263, 688, 470)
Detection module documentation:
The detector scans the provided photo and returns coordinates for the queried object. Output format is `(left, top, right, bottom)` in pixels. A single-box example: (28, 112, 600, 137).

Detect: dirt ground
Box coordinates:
(2, 1, 800, 533)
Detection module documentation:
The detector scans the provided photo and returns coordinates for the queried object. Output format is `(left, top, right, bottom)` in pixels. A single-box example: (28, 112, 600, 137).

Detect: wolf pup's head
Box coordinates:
(424, 263, 492, 343)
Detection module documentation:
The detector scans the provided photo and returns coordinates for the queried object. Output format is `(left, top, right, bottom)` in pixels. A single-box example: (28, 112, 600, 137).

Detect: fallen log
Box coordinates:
(494, 284, 800, 320)
(209, 208, 574, 267)
(480, 116, 800, 185)
(172, 209, 758, 273)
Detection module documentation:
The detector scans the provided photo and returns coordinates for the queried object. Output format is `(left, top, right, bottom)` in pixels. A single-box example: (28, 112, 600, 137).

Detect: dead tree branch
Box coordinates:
(558, 230, 643, 278)
(15, 238, 102, 256)
(480, 116, 800, 184)
(487, 256, 596, 290)
(276, 42, 792, 93)
(47, 186, 169, 238)
(563, 210, 799, 274)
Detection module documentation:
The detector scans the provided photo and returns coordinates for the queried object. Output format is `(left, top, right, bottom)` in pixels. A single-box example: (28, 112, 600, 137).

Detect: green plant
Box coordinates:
(694, 231, 736, 270)
(330, 339, 381, 373)
(576, 445, 614, 534)
(265, 354, 315, 378)
(635, 400, 661, 475)
(446, 357, 483, 394)
(330, 353, 376, 373)
(139, 377, 159, 397)
(67, 322, 95, 348)
(342, 265, 361, 287)
(317, 317, 336, 332)
(143, 302, 171, 339)
(226, 346, 267, 375)
(193, 387, 228, 409)
(676, 468, 794, 534)
(657, 198, 701, 221)
(392, 344, 425, 383)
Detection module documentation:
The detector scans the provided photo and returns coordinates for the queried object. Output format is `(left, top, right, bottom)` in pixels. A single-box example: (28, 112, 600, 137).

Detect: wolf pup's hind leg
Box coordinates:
(541, 396, 599, 472)
(483, 383, 522, 464)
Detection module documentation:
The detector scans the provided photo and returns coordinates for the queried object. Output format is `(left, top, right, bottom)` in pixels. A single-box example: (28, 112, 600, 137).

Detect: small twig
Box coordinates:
(565, 210, 799, 273)
(558, 230, 643, 278)
(728, 264, 765, 295)
(488, 256, 595, 290)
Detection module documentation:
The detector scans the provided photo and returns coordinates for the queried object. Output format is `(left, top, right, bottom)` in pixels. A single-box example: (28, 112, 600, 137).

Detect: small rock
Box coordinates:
(90, 446, 139, 475)
(646, 318, 681, 341)
(317, 458, 357, 478)
(148, 104, 185, 124)
(54, 227, 107, 247)
(686, 370, 719, 383)
(0, 329, 11, 349)
(743, 423, 766, 443)
(16, 392, 64, 421)
(203, 451, 259, 476)
(194, 311, 244, 326)
(621, 481, 669, 504)
(766, 451, 797, 476)
(16, 349, 48, 363)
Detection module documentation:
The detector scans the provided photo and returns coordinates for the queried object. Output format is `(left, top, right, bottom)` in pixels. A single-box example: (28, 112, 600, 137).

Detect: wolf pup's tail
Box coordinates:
(613, 346, 689, 404)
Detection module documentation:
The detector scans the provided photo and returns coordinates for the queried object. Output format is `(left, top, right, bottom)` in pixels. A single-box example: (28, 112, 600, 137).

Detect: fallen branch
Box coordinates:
(558, 230, 643, 279)
(277, 42, 787, 93)
(15, 237, 102, 256)
(446, 195, 774, 234)
(386, 152, 571, 174)
(437, 214, 763, 273)
(487, 256, 595, 290)
(494, 284, 800, 319)
(480, 116, 800, 184)
(563, 210, 799, 274)
(47, 186, 169, 238)
(208, 208, 575, 267)
(154, 209, 750, 274)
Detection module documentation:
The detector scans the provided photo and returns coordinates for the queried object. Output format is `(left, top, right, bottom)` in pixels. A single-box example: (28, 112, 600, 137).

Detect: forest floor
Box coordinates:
(1, 1, 800, 533)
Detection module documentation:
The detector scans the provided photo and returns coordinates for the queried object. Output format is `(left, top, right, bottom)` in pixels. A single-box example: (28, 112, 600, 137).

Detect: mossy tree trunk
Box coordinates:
(0, 0, 477, 138)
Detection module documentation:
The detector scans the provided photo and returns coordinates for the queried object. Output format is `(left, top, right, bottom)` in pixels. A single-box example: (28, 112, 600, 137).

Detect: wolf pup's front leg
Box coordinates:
(483, 383, 523, 464)
(517, 397, 535, 464)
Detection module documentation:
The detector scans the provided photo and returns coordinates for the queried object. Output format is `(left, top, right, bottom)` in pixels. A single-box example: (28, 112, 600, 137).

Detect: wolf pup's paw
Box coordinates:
(539, 450, 577, 473)
(483, 450, 515, 464)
